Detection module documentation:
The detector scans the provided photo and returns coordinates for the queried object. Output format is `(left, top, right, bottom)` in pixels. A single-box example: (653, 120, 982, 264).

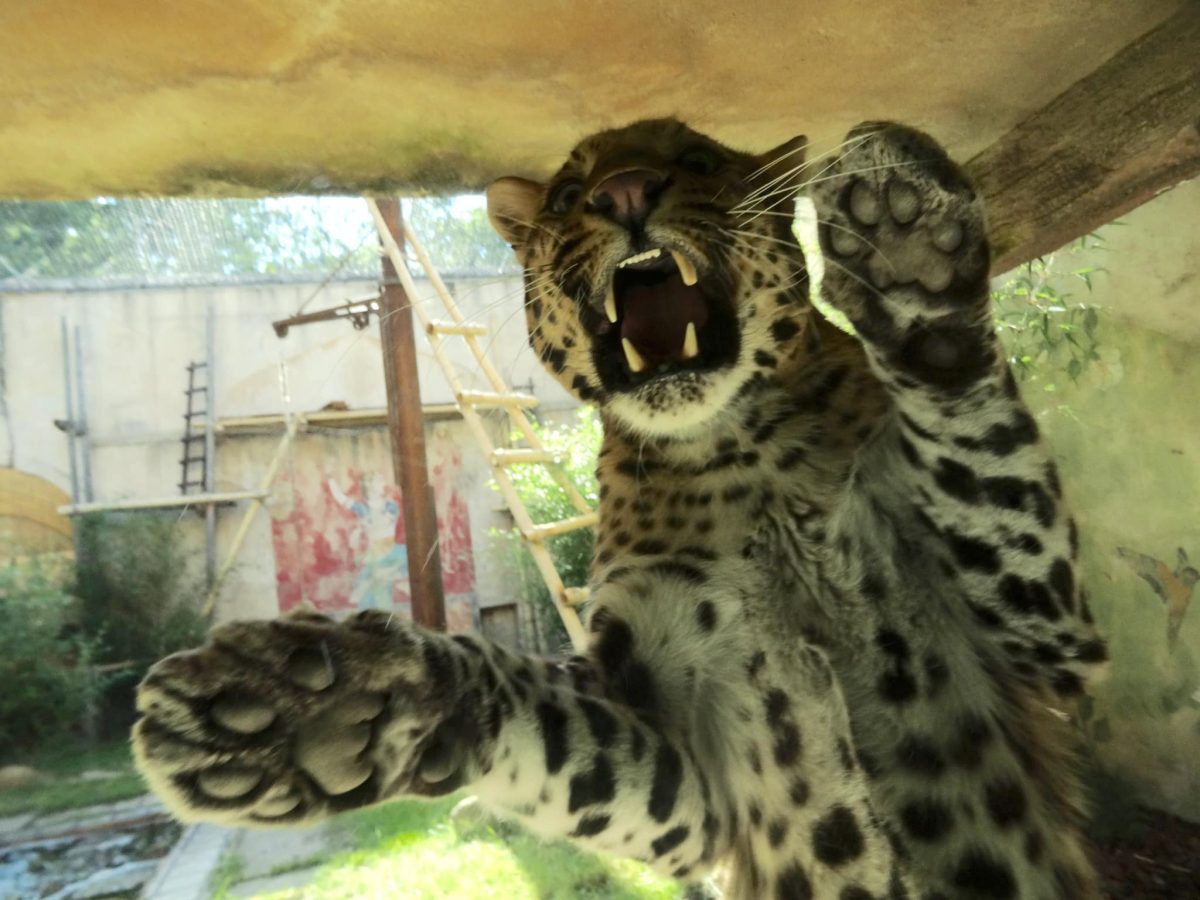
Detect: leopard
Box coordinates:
(132, 119, 1109, 899)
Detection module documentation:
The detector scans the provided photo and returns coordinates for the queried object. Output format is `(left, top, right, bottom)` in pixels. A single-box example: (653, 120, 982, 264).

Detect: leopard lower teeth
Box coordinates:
(682, 321, 699, 360)
(622, 338, 647, 373)
(671, 251, 698, 287)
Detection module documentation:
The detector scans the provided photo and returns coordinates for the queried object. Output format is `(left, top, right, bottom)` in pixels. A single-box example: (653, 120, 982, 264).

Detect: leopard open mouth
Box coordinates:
(589, 246, 740, 392)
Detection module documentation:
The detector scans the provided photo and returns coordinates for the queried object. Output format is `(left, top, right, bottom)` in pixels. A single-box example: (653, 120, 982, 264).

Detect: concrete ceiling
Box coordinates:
(0, 1, 1185, 199)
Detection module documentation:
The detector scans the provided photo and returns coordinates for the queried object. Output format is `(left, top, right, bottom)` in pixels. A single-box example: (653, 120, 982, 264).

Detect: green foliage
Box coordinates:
(0, 195, 515, 286)
(490, 408, 602, 651)
(992, 232, 1107, 390)
(407, 197, 519, 273)
(73, 512, 207, 692)
(0, 565, 108, 754)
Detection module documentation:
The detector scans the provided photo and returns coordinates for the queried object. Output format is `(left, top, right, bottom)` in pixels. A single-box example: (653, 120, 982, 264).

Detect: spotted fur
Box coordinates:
(132, 120, 1105, 899)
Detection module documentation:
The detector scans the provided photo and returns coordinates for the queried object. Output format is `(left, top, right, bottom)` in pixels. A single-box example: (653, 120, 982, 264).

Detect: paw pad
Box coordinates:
(286, 645, 336, 691)
(849, 180, 883, 225)
(885, 180, 921, 224)
(198, 765, 263, 799)
(211, 693, 276, 734)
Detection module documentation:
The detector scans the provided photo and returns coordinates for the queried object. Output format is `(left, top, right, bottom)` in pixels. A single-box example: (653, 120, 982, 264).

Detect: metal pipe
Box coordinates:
(60, 316, 80, 505)
(73, 323, 94, 502)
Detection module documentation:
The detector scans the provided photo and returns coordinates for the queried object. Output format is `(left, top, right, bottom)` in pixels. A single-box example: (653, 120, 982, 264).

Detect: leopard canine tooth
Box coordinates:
(605, 282, 618, 323)
(671, 251, 698, 287)
(621, 338, 648, 373)
(682, 321, 699, 360)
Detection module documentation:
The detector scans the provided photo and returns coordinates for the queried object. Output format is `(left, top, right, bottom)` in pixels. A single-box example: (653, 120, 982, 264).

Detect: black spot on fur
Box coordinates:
(651, 824, 690, 857)
(776, 864, 813, 900)
(768, 818, 789, 848)
(572, 812, 611, 837)
(812, 805, 865, 867)
(632, 538, 668, 555)
(695, 600, 717, 632)
(876, 629, 910, 659)
(790, 778, 810, 805)
(1048, 558, 1074, 612)
(774, 723, 803, 766)
(944, 531, 1001, 573)
(954, 410, 1038, 457)
(536, 702, 569, 775)
(578, 698, 618, 748)
(896, 734, 946, 777)
(947, 713, 992, 769)
(647, 560, 707, 584)
(568, 753, 615, 812)
(952, 848, 1016, 899)
(900, 797, 953, 842)
(878, 668, 918, 705)
(648, 742, 683, 823)
(840, 888, 874, 900)
(595, 617, 633, 673)
(622, 661, 658, 712)
(1024, 829, 1044, 863)
(984, 777, 1026, 828)
(771, 318, 801, 343)
(755, 349, 779, 368)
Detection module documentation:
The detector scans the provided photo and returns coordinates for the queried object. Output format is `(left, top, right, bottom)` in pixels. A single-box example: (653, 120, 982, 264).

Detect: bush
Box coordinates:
(73, 512, 207, 729)
(490, 408, 601, 652)
(0, 565, 107, 754)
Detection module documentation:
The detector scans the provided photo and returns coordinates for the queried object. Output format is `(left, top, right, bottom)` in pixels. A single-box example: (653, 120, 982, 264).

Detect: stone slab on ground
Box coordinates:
(140, 822, 235, 900)
(234, 822, 342, 882)
(229, 865, 323, 898)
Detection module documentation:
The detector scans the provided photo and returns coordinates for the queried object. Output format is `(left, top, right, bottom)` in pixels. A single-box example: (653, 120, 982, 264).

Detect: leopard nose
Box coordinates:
(589, 169, 665, 229)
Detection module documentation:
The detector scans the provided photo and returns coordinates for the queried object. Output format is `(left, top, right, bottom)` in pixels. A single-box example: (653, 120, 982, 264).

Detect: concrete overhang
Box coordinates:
(2, 2, 1197, 269)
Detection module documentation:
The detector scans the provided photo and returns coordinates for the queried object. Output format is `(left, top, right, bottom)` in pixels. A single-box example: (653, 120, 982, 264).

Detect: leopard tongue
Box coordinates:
(619, 279, 708, 363)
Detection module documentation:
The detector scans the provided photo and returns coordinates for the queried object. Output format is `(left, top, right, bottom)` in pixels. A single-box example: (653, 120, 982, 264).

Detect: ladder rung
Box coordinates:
(490, 449, 560, 467)
(457, 391, 538, 409)
(562, 586, 590, 607)
(184, 411, 209, 419)
(181, 433, 206, 442)
(186, 386, 209, 393)
(427, 319, 488, 337)
(526, 512, 598, 542)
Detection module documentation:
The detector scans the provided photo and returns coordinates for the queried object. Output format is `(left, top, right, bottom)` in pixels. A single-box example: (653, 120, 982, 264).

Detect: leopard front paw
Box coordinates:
(811, 123, 997, 386)
(132, 611, 472, 827)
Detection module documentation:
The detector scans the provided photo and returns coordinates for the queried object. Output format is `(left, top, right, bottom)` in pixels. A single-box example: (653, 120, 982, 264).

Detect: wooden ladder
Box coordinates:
(366, 201, 593, 650)
(179, 360, 211, 495)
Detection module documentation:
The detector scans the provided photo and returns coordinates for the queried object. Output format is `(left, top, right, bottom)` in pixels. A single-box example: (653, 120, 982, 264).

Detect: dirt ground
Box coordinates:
(1095, 808, 1200, 898)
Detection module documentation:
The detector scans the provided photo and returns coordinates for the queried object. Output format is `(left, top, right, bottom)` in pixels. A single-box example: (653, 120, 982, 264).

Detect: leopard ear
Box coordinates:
(486, 177, 544, 249)
(750, 135, 807, 211)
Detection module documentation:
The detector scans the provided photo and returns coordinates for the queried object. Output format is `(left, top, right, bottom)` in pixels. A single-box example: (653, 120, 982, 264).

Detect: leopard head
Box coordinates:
(487, 118, 812, 437)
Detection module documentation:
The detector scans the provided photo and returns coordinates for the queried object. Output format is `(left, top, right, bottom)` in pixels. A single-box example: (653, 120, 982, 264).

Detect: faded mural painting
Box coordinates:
(269, 429, 477, 632)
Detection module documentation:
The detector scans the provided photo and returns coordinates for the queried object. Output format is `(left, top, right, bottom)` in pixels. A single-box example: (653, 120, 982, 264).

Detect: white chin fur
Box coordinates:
(606, 363, 749, 439)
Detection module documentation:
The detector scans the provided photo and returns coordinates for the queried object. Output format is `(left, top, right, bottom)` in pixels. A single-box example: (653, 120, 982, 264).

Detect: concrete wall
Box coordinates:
(0, 273, 578, 632)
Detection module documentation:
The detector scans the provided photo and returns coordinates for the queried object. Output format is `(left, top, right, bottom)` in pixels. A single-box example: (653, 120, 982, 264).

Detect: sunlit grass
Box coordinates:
(0, 739, 146, 817)
(243, 796, 684, 899)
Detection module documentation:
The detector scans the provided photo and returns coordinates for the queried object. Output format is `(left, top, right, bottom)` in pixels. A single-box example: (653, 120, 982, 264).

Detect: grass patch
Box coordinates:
(0, 738, 146, 817)
(242, 795, 685, 899)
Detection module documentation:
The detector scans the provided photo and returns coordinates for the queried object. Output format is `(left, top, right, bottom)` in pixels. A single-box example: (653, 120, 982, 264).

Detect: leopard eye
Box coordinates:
(678, 147, 723, 176)
(548, 179, 584, 215)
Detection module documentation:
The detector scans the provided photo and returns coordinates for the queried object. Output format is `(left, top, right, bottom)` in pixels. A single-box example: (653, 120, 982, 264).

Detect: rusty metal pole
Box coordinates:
(374, 197, 447, 630)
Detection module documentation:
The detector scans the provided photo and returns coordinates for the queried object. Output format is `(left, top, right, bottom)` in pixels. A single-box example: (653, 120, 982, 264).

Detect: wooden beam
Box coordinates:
(375, 198, 447, 632)
(59, 490, 266, 516)
(969, 4, 1200, 274)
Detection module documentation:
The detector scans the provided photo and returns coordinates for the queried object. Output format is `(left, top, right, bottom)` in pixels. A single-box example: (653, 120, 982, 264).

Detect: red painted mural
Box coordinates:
(269, 432, 476, 632)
